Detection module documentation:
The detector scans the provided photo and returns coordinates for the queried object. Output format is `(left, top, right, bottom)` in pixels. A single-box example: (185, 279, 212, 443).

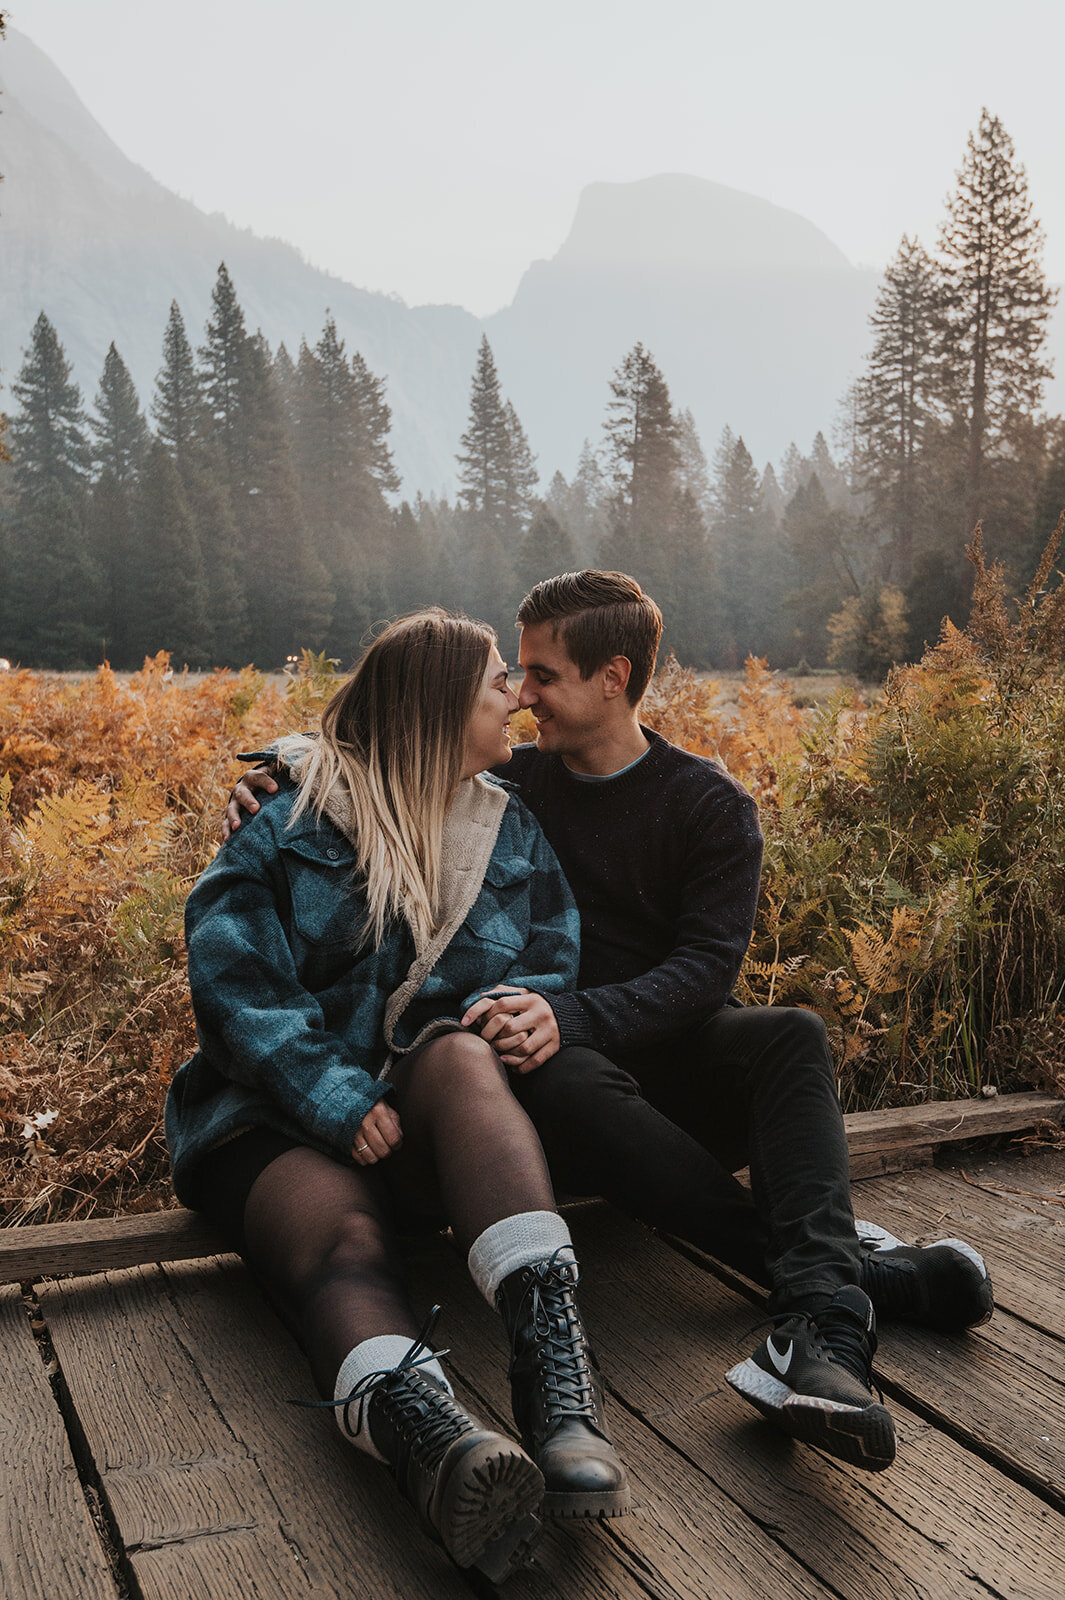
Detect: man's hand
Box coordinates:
(352, 1101, 403, 1165)
(462, 988, 561, 1073)
(223, 766, 279, 840)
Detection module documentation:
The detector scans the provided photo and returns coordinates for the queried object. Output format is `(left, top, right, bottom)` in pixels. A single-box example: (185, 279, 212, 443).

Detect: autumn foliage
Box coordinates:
(3, 533, 1064, 1222)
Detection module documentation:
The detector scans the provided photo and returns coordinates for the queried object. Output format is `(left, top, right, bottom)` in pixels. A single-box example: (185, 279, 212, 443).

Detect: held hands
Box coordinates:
(461, 988, 561, 1072)
(352, 1101, 403, 1165)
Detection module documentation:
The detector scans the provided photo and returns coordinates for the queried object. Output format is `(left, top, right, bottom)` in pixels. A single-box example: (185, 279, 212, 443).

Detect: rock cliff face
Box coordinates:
(486, 174, 879, 475)
(0, 29, 481, 491)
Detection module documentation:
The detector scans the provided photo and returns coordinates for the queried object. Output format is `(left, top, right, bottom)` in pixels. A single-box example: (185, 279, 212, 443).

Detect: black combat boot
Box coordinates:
(342, 1312, 544, 1582)
(496, 1253, 631, 1519)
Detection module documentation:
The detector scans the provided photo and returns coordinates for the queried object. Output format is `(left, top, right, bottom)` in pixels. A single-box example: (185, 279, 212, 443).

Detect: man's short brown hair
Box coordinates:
(516, 571, 663, 705)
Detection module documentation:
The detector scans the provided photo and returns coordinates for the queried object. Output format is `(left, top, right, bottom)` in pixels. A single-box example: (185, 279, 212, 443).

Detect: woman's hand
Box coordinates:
(352, 1101, 403, 1164)
(462, 988, 561, 1072)
(223, 767, 279, 840)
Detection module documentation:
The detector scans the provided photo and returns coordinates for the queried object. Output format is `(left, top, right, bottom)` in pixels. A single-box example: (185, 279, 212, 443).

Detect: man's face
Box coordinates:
(517, 622, 612, 760)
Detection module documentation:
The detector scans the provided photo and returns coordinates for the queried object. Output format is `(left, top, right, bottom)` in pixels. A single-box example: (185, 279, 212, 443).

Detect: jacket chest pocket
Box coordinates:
(280, 839, 358, 948)
(462, 854, 535, 953)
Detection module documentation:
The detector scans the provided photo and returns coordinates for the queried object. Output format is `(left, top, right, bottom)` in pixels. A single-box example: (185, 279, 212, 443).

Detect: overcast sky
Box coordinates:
(7, 0, 1065, 314)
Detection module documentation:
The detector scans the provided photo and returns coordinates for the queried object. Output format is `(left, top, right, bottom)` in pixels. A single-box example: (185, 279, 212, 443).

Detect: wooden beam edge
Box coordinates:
(1, 1090, 1061, 1282)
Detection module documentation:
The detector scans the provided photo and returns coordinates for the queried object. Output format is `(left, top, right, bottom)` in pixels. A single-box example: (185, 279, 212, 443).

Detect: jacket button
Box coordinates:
(326, 848, 340, 860)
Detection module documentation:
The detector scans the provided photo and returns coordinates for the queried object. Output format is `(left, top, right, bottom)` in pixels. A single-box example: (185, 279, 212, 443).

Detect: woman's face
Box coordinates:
(462, 646, 520, 778)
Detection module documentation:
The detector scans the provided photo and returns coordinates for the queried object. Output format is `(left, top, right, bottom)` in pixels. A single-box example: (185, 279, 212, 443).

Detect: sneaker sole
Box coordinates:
(434, 1436, 544, 1581)
(856, 1221, 994, 1329)
(725, 1357, 896, 1472)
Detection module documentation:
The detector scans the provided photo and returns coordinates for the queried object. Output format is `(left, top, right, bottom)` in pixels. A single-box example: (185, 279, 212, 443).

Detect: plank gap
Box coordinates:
(19, 1284, 143, 1600)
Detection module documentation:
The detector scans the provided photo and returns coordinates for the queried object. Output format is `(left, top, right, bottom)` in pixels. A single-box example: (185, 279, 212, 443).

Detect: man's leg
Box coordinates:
(511, 1044, 773, 1287)
(515, 1010, 894, 1472)
(638, 1005, 861, 1314)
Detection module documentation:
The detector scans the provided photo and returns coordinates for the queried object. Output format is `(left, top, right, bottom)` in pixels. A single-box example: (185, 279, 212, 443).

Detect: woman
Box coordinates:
(165, 610, 630, 1584)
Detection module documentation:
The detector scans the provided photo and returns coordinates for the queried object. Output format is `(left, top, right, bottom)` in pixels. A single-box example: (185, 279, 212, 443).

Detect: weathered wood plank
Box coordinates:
(855, 1163, 1065, 1340)
(39, 1257, 500, 1599)
(843, 1092, 1064, 1154)
(0, 1285, 118, 1600)
(3, 1093, 1060, 1284)
(560, 1206, 1065, 1600)
(0, 1209, 223, 1283)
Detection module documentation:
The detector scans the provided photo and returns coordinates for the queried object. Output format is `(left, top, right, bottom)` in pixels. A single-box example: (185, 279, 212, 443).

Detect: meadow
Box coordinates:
(2, 532, 1063, 1224)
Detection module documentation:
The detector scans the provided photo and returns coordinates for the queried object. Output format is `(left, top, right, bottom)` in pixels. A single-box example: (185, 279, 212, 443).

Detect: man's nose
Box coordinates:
(518, 678, 537, 709)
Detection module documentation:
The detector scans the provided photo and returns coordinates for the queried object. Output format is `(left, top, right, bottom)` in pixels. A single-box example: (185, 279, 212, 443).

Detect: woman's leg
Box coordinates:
(241, 1144, 417, 1396)
(388, 1032, 631, 1519)
(234, 1140, 541, 1581)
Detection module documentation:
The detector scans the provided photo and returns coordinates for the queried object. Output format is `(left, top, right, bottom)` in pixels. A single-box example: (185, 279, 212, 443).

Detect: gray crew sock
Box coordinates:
(332, 1334, 451, 1458)
(467, 1210, 576, 1305)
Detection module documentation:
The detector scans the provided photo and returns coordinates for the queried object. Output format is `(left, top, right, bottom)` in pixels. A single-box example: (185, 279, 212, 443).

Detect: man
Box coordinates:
(228, 571, 992, 1474)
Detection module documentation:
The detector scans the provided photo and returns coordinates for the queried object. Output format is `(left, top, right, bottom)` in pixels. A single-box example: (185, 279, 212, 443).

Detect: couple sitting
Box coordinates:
(167, 570, 992, 1583)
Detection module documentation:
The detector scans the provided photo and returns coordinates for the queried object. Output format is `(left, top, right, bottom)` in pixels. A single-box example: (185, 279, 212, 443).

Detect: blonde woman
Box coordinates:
(165, 610, 629, 1583)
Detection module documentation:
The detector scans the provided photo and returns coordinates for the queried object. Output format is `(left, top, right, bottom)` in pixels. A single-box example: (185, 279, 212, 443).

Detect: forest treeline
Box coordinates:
(0, 109, 1061, 673)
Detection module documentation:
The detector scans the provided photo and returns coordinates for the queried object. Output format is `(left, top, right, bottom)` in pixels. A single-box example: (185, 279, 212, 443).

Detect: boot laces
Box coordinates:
(292, 1303, 469, 1455)
(516, 1249, 597, 1423)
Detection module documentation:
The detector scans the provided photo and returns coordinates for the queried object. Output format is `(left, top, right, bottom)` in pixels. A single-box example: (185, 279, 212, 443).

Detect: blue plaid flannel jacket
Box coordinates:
(165, 776, 579, 1200)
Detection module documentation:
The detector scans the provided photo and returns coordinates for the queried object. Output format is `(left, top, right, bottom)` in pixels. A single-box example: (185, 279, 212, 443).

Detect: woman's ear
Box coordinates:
(601, 655, 633, 701)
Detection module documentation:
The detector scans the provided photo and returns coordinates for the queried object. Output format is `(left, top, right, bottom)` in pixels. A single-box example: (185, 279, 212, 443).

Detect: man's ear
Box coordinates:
(601, 655, 633, 701)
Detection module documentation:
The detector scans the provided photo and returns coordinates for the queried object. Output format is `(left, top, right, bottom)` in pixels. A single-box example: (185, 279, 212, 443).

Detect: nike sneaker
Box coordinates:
(725, 1284, 896, 1472)
(855, 1220, 994, 1333)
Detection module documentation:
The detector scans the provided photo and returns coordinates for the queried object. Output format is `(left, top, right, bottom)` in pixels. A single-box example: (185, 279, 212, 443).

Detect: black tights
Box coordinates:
(236, 1031, 556, 1396)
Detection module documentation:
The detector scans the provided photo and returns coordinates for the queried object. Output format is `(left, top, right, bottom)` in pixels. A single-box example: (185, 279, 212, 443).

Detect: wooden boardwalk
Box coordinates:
(3, 1148, 1064, 1599)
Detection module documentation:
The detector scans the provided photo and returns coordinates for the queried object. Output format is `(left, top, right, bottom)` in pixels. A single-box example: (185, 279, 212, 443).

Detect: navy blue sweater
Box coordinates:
(495, 729, 763, 1059)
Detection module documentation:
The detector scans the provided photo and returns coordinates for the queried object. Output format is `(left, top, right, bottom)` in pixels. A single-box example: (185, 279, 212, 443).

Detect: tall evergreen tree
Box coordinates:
(501, 400, 539, 535)
(710, 435, 773, 664)
(514, 507, 577, 598)
(676, 408, 713, 523)
(153, 302, 206, 467)
(90, 343, 149, 482)
(938, 110, 1056, 533)
(456, 336, 512, 533)
(10, 312, 91, 503)
(126, 441, 210, 666)
(600, 343, 681, 581)
(6, 314, 99, 664)
(198, 263, 248, 490)
(854, 236, 942, 585)
(228, 331, 333, 666)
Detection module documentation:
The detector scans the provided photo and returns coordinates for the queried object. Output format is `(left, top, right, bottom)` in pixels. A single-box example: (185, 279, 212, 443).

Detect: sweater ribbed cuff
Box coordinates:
(544, 991, 596, 1050)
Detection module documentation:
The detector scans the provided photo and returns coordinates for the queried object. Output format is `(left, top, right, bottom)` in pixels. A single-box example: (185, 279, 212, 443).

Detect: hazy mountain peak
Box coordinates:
(553, 173, 853, 274)
(0, 28, 157, 196)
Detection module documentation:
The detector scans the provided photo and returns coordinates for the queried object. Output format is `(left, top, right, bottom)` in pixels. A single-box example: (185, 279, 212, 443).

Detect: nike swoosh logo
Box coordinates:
(768, 1339, 793, 1376)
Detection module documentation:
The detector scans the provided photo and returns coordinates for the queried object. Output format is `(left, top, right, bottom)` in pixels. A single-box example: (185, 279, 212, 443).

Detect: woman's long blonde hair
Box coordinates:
(291, 609, 496, 948)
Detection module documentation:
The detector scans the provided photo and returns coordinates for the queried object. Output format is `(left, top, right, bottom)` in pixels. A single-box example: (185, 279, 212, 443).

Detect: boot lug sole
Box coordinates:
(431, 1434, 545, 1577)
(543, 1486, 633, 1518)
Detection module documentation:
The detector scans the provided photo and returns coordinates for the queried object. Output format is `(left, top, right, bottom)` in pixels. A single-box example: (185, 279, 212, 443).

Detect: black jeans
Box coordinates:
(513, 1006, 861, 1314)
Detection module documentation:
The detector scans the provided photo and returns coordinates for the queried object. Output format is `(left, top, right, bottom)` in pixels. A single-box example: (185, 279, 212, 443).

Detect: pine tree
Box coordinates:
(514, 507, 577, 598)
(676, 408, 713, 523)
(502, 400, 538, 535)
(10, 312, 91, 503)
(126, 441, 209, 666)
(938, 110, 1056, 532)
(455, 337, 523, 633)
(229, 332, 333, 666)
(198, 263, 248, 490)
(90, 343, 149, 482)
(153, 302, 206, 467)
(456, 336, 512, 533)
(853, 236, 942, 584)
(7, 314, 99, 664)
(710, 435, 768, 664)
(603, 344, 680, 522)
